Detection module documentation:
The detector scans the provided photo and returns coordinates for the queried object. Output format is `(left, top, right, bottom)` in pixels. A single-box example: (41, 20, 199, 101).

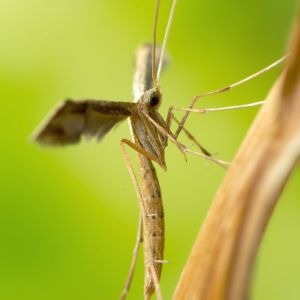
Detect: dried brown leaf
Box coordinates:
(173, 12, 300, 300)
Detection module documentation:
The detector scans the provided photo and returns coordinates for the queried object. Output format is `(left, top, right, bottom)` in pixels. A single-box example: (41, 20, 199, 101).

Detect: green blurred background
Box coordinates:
(1, 0, 300, 299)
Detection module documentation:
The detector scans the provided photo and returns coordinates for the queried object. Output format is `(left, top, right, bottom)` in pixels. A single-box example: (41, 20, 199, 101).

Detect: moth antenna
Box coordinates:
(157, 0, 177, 81)
(152, 0, 160, 88)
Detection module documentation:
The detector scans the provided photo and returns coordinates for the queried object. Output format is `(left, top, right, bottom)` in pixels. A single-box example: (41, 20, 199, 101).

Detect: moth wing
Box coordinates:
(32, 100, 134, 146)
(151, 111, 168, 148)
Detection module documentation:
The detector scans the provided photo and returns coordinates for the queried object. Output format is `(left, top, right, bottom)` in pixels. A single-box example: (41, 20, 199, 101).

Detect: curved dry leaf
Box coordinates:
(173, 11, 300, 300)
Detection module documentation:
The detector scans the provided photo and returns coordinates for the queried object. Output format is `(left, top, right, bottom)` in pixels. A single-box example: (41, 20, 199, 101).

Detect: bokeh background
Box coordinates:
(1, 0, 300, 299)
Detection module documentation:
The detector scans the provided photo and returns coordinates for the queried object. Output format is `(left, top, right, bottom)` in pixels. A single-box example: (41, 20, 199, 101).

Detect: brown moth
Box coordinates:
(32, 46, 168, 300)
(31, 0, 288, 299)
(32, 44, 169, 300)
(31, 0, 182, 295)
(31, 0, 180, 298)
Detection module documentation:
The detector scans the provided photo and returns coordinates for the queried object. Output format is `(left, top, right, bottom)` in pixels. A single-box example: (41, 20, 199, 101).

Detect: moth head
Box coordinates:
(142, 87, 162, 109)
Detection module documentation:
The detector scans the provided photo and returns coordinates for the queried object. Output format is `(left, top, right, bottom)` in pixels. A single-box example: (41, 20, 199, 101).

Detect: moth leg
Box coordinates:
(119, 215, 143, 300)
(166, 106, 212, 157)
(170, 101, 265, 168)
(172, 115, 212, 156)
(120, 142, 164, 300)
(165, 106, 173, 132)
(174, 100, 265, 115)
(121, 138, 165, 169)
(146, 106, 172, 152)
(184, 148, 230, 169)
(158, 105, 173, 148)
(144, 111, 225, 168)
(174, 55, 288, 138)
(171, 116, 229, 168)
(146, 111, 230, 168)
(141, 112, 187, 161)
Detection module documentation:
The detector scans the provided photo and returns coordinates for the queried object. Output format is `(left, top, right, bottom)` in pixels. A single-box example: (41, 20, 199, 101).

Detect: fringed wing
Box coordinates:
(32, 100, 135, 146)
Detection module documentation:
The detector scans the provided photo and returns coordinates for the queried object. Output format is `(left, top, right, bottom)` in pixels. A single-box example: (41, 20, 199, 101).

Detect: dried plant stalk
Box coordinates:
(173, 12, 300, 300)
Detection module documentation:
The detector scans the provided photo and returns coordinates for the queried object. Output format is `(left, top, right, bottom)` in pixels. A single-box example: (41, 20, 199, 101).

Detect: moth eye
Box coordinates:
(149, 95, 160, 106)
